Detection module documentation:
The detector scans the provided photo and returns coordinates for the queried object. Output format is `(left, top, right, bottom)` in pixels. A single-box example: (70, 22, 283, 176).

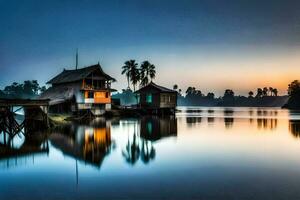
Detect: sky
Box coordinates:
(0, 0, 300, 96)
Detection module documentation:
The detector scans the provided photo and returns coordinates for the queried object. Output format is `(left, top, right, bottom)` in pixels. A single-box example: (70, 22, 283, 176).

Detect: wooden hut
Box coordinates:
(40, 63, 116, 115)
(135, 82, 177, 114)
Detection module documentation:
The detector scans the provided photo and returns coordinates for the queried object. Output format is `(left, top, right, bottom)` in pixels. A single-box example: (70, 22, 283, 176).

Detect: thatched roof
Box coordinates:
(39, 84, 78, 105)
(135, 82, 176, 94)
(47, 63, 116, 84)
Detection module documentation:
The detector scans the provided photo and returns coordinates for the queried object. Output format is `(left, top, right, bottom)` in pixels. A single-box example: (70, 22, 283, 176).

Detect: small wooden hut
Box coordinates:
(135, 82, 177, 113)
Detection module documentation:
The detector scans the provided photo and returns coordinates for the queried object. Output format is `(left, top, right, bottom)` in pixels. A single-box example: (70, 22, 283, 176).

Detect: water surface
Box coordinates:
(1, 107, 300, 200)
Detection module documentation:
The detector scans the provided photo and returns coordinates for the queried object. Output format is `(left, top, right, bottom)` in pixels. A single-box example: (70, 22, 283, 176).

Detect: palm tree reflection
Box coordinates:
(122, 116, 177, 166)
(122, 133, 140, 165)
(140, 140, 155, 164)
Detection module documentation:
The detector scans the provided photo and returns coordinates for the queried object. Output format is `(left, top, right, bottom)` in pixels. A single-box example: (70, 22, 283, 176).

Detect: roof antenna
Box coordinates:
(75, 48, 78, 70)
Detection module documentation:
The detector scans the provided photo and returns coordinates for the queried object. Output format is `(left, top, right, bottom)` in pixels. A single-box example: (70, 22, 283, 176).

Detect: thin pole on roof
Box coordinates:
(76, 48, 78, 70)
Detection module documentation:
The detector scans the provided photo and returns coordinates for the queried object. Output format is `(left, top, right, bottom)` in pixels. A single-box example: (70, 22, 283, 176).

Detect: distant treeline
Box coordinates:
(176, 86, 288, 107)
(113, 86, 289, 107)
(0, 80, 46, 99)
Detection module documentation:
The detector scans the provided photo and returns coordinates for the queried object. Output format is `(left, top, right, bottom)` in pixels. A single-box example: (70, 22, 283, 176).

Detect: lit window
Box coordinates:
(146, 93, 152, 103)
(147, 122, 152, 134)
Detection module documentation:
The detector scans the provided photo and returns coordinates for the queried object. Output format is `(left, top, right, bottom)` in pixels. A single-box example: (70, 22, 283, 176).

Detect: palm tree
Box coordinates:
(121, 61, 132, 89)
(140, 61, 156, 87)
(129, 61, 140, 92)
(273, 88, 278, 96)
(123, 60, 140, 91)
(149, 64, 156, 81)
(263, 87, 268, 96)
(269, 87, 273, 96)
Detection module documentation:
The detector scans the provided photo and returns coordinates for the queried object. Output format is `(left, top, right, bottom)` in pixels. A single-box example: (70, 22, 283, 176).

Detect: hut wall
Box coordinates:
(139, 92, 160, 108)
(159, 93, 177, 108)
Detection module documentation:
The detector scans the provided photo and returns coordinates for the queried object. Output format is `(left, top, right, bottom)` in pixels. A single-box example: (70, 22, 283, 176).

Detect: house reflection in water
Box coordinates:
(140, 116, 177, 141)
(50, 118, 113, 168)
(122, 116, 177, 165)
(289, 120, 300, 138)
(140, 116, 177, 164)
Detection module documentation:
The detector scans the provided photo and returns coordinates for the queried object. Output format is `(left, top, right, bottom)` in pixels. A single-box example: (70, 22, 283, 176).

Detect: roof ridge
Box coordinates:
(135, 81, 175, 93)
(47, 63, 115, 84)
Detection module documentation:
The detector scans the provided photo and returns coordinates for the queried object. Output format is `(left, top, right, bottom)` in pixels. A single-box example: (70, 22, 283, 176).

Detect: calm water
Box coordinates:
(2, 107, 300, 200)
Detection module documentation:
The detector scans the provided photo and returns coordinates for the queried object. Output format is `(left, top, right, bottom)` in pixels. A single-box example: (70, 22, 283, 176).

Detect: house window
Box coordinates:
(147, 122, 152, 135)
(146, 93, 152, 103)
(87, 91, 94, 98)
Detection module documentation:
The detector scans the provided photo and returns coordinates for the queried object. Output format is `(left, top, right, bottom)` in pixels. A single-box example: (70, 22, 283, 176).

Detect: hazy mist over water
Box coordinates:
(2, 107, 300, 199)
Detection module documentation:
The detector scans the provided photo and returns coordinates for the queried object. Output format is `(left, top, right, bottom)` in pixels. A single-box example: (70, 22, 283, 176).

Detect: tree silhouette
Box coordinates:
(263, 87, 268, 96)
(207, 92, 215, 100)
(186, 87, 194, 95)
(121, 61, 132, 89)
(173, 84, 178, 90)
(127, 60, 140, 92)
(248, 91, 254, 98)
(256, 88, 263, 98)
(269, 87, 273, 96)
(288, 80, 300, 97)
(140, 61, 156, 87)
(2, 80, 45, 99)
(284, 80, 300, 109)
(224, 89, 234, 98)
(222, 89, 235, 105)
(272, 88, 278, 96)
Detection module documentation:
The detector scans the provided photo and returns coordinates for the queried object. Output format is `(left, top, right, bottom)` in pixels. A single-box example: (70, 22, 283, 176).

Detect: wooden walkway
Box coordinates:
(0, 98, 50, 137)
(0, 98, 49, 107)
